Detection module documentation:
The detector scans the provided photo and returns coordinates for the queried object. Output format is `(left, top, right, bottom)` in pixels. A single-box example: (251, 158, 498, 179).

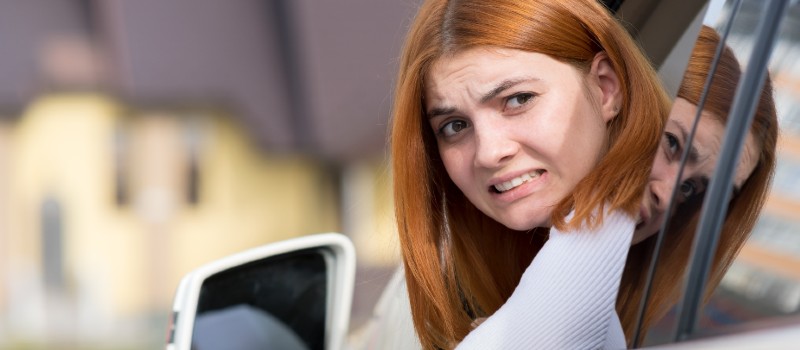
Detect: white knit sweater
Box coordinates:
(352, 209, 635, 350)
(457, 209, 635, 349)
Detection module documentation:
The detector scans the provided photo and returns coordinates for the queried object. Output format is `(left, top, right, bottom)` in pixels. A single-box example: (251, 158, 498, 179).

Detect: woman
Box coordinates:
(454, 25, 779, 346)
(390, 0, 669, 348)
(618, 25, 778, 340)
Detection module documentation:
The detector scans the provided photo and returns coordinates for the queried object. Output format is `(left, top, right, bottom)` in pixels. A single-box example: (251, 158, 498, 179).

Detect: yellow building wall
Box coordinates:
(3, 93, 340, 326)
(166, 113, 341, 305)
(343, 160, 399, 267)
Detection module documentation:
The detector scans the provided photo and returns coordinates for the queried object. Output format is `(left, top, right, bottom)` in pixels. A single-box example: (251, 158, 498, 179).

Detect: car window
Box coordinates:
(636, 0, 800, 346)
(696, 0, 800, 336)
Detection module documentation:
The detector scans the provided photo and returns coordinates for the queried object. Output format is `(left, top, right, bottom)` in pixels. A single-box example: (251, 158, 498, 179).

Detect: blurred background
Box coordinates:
(0, 1, 419, 348)
(1, 0, 799, 349)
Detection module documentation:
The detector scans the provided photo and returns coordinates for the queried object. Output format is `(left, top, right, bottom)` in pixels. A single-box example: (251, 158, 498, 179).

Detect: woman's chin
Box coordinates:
(496, 216, 550, 231)
(631, 226, 658, 245)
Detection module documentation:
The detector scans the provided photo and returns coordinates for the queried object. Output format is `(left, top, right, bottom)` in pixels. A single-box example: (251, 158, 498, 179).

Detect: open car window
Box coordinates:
(636, 0, 800, 347)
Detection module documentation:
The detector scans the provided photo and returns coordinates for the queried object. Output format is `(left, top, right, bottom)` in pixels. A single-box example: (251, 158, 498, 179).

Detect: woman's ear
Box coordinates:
(589, 52, 622, 123)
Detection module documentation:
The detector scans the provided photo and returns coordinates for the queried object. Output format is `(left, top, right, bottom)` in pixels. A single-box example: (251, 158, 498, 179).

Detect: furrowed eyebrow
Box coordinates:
(674, 121, 702, 164)
(427, 106, 457, 119)
(689, 145, 701, 164)
(426, 77, 536, 118)
(479, 78, 531, 104)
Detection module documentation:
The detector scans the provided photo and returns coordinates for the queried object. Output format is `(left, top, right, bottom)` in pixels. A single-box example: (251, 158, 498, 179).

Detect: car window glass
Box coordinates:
(693, 0, 800, 338)
(632, 0, 800, 346)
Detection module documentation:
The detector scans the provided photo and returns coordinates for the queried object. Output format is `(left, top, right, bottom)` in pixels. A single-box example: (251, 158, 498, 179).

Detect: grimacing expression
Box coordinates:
(424, 47, 621, 230)
(632, 97, 760, 244)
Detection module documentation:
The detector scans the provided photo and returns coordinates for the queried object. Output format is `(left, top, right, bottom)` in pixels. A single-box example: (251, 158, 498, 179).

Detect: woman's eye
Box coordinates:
(679, 180, 697, 198)
(505, 93, 535, 110)
(665, 132, 680, 156)
(439, 120, 469, 137)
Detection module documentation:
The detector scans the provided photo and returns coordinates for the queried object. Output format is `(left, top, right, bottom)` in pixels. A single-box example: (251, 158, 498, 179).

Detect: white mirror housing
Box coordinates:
(166, 233, 356, 350)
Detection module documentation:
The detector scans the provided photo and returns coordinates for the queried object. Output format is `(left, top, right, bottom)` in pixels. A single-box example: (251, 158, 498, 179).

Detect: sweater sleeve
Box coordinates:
(456, 209, 635, 350)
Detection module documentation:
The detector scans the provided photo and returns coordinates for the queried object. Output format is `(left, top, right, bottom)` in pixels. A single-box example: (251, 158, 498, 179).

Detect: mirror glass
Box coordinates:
(191, 247, 330, 350)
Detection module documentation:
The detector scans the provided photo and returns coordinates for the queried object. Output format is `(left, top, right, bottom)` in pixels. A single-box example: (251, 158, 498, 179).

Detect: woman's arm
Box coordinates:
(457, 209, 635, 349)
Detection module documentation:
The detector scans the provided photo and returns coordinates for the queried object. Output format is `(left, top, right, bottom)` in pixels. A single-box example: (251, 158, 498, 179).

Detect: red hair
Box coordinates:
(391, 0, 670, 348)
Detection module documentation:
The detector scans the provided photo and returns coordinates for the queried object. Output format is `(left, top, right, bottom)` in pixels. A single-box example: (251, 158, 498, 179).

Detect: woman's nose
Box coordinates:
(473, 121, 519, 168)
(649, 180, 673, 213)
(648, 152, 680, 212)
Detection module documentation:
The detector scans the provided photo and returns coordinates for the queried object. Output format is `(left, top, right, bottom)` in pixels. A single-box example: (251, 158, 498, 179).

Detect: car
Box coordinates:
(165, 0, 800, 348)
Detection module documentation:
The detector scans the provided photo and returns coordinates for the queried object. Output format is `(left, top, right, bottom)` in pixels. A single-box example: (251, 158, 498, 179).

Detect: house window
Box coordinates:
(42, 197, 64, 291)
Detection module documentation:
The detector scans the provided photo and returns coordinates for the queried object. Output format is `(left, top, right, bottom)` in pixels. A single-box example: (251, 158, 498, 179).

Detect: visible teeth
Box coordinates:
(494, 171, 541, 193)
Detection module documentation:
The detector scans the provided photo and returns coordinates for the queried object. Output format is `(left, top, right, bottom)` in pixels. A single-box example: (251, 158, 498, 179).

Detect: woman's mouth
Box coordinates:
(492, 170, 545, 193)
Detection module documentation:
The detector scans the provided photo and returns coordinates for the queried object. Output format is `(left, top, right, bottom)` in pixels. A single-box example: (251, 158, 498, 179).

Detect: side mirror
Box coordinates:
(165, 233, 356, 350)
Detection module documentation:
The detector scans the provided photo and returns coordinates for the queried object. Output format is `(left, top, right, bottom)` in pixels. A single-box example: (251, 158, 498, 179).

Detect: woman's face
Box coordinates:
(632, 97, 761, 244)
(424, 47, 620, 230)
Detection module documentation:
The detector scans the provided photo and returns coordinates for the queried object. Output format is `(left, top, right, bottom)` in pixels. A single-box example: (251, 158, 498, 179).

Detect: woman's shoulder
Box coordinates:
(550, 207, 636, 242)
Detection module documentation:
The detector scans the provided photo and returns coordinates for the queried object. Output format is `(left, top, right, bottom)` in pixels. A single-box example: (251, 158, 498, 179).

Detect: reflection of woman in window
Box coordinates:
(618, 25, 778, 338)
(390, 0, 670, 348)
